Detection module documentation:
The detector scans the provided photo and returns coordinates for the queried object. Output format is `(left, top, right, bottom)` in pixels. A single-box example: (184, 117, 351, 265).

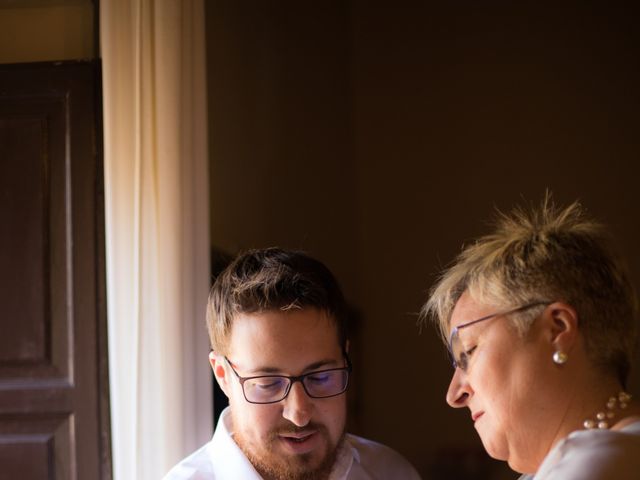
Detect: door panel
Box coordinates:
(0, 61, 110, 480)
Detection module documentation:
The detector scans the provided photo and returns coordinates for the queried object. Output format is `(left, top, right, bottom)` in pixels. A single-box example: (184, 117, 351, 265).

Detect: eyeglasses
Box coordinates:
(224, 355, 352, 404)
(448, 301, 550, 371)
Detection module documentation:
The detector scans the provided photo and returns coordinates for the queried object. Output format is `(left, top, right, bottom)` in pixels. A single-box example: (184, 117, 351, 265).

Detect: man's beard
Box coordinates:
(235, 422, 345, 480)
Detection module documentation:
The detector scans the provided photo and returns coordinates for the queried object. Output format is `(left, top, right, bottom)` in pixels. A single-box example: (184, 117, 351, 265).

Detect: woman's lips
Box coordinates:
(472, 411, 484, 422)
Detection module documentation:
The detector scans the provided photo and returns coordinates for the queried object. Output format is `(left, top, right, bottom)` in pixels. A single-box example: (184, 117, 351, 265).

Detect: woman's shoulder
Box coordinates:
(535, 420, 640, 480)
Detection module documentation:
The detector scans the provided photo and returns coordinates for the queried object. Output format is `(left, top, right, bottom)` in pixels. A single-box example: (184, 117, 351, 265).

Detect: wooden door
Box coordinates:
(0, 61, 111, 480)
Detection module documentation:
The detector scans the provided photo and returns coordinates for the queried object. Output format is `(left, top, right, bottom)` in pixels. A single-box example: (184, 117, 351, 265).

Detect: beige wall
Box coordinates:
(0, 2, 94, 64)
(206, 2, 640, 478)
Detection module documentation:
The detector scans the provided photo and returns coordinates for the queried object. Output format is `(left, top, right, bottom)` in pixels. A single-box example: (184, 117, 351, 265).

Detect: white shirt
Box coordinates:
(518, 420, 640, 480)
(163, 408, 422, 480)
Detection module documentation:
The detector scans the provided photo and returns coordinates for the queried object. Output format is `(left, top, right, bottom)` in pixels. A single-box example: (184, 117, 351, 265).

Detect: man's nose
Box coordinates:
(282, 381, 313, 427)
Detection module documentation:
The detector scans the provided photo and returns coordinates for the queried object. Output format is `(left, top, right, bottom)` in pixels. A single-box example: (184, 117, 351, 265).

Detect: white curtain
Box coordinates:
(100, 1, 212, 478)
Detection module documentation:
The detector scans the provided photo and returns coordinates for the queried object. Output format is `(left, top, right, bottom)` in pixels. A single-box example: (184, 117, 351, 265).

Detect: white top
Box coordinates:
(163, 408, 422, 480)
(519, 420, 640, 480)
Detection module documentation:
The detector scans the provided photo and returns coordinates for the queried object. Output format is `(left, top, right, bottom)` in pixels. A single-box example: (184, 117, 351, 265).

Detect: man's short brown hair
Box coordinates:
(207, 247, 349, 355)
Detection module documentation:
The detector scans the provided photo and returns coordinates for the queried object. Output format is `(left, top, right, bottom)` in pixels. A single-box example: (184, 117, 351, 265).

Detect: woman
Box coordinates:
(423, 198, 640, 479)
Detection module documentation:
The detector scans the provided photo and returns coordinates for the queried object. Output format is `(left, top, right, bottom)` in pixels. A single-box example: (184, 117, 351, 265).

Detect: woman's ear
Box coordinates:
(209, 351, 231, 398)
(544, 302, 579, 353)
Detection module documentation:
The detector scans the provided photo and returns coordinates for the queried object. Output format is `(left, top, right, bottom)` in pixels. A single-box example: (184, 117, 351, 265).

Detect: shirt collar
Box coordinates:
(327, 435, 358, 480)
(208, 407, 263, 479)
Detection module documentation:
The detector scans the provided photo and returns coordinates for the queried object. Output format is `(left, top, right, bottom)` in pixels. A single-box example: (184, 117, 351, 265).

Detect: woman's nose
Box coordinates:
(446, 368, 471, 408)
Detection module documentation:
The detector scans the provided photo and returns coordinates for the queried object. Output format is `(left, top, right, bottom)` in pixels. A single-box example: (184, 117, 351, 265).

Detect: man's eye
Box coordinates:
(253, 379, 283, 390)
(306, 372, 331, 385)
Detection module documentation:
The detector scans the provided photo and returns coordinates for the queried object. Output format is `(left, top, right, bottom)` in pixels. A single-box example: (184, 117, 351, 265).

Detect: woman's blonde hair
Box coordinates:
(422, 195, 638, 384)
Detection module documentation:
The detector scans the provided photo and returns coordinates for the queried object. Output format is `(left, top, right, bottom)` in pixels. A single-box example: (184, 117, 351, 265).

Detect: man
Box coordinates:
(164, 247, 421, 479)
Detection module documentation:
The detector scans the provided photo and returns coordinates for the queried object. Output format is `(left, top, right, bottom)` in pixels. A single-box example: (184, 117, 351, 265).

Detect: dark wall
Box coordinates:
(206, 3, 640, 478)
(353, 4, 640, 479)
(206, 0, 356, 290)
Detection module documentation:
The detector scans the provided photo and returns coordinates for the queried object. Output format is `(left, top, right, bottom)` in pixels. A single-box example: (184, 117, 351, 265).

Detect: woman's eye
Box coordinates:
(459, 346, 477, 364)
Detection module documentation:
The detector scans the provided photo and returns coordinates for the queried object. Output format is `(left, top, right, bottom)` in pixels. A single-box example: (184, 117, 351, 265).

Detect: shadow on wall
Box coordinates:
(427, 448, 518, 480)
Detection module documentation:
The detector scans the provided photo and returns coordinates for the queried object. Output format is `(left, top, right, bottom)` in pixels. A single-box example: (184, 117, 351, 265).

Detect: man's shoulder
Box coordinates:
(162, 426, 261, 480)
(345, 433, 421, 479)
(162, 441, 215, 480)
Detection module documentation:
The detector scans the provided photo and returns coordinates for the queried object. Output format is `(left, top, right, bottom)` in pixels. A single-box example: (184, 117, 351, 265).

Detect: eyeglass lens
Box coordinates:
(450, 330, 470, 370)
(449, 301, 550, 370)
(243, 369, 349, 404)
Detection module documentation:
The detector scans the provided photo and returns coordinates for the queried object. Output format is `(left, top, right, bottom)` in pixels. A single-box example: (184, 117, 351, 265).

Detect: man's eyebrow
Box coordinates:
(244, 358, 341, 376)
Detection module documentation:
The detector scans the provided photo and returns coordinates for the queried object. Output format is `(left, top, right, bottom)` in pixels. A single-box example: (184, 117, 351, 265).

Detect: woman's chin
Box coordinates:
(479, 435, 508, 463)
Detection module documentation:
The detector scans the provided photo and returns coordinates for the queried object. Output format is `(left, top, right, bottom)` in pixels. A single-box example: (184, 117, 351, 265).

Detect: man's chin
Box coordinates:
(237, 430, 344, 480)
(245, 448, 330, 480)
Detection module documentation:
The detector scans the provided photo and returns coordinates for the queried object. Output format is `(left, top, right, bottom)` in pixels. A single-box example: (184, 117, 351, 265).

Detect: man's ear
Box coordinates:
(209, 351, 231, 398)
(543, 302, 579, 353)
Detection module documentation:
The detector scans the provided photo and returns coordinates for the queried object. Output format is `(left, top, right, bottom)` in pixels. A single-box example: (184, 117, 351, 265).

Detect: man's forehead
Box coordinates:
(226, 308, 343, 372)
(230, 308, 339, 335)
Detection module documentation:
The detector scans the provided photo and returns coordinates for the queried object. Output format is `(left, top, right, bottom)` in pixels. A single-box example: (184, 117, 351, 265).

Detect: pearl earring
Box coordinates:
(553, 351, 568, 365)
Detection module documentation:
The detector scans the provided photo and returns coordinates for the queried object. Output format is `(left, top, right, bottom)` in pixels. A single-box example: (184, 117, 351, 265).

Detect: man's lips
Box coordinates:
(472, 411, 484, 422)
(277, 430, 319, 453)
(279, 430, 316, 441)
